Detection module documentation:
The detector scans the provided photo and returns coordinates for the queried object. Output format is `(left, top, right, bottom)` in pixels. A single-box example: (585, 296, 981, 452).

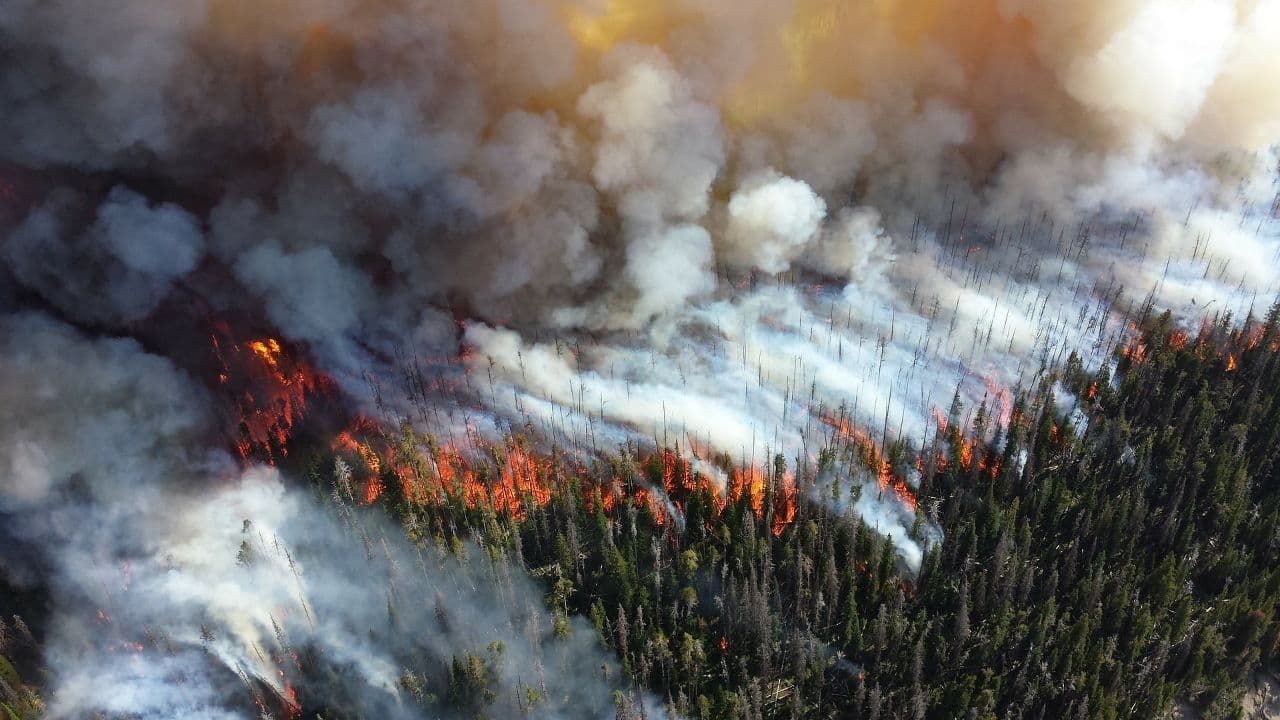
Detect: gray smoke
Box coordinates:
(0, 313, 663, 718)
(2, 0, 1280, 712)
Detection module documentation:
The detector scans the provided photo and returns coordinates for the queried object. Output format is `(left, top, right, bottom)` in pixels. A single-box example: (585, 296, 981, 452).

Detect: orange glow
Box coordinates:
(819, 414, 919, 513)
(1226, 354, 1238, 372)
(634, 487, 668, 525)
(333, 418, 805, 535)
(931, 406, 949, 434)
(771, 470, 798, 536)
(980, 372, 1014, 426)
(210, 324, 329, 465)
(730, 465, 767, 515)
(491, 445, 554, 517)
(283, 681, 301, 719)
(362, 476, 385, 504)
(1121, 336, 1147, 365)
(1242, 325, 1265, 351)
(248, 338, 283, 372)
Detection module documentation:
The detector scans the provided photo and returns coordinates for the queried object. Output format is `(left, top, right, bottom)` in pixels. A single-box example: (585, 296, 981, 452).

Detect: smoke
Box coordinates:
(48, 469, 645, 719)
(2, 0, 1280, 711)
(724, 170, 827, 274)
(0, 314, 659, 718)
(3, 188, 205, 325)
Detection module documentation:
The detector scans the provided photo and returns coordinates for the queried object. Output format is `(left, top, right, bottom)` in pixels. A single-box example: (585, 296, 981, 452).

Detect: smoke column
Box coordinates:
(2, 0, 1280, 715)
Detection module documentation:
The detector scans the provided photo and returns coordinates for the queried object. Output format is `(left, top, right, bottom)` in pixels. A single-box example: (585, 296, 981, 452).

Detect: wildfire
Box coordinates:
(1226, 354, 1238, 372)
(283, 681, 301, 719)
(930, 406, 949, 434)
(980, 372, 1014, 426)
(210, 322, 329, 465)
(1120, 337, 1147, 365)
(819, 414, 919, 513)
(1243, 324, 1266, 351)
(491, 445, 554, 516)
(771, 471, 798, 536)
(249, 338, 284, 371)
(328, 411, 802, 536)
(730, 465, 767, 515)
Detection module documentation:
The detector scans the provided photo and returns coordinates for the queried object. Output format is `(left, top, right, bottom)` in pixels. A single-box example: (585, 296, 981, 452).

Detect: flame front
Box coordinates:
(210, 323, 329, 466)
(820, 413, 920, 514)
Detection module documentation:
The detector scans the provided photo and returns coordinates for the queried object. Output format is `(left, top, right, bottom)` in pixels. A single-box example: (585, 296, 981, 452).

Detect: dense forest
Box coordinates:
(4, 304, 1280, 719)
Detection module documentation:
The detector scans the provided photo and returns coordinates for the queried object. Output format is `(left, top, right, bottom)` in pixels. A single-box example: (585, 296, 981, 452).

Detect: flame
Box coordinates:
(1121, 338, 1147, 364)
(730, 465, 767, 515)
(930, 406, 950, 434)
(248, 338, 283, 371)
(333, 415, 801, 535)
(1243, 324, 1266, 351)
(491, 445, 554, 516)
(819, 414, 919, 514)
(980, 372, 1014, 426)
(283, 680, 301, 719)
(634, 487, 668, 525)
(210, 323, 329, 465)
(1226, 354, 1238, 372)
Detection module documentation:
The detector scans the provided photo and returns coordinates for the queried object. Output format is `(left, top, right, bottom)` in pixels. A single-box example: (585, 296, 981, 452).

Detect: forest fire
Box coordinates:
(324, 411, 802, 535)
(202, 315, 974, 545)
(1120, 336, 1148, 365)
(819, 414, 919, 513)
(209, 322, 330, 465)
(980, 373, 1014, 426)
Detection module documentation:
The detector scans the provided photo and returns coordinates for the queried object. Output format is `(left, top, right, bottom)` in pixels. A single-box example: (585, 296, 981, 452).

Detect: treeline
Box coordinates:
(353, 301, 1280, 719)
(8, 302, 1280, 719)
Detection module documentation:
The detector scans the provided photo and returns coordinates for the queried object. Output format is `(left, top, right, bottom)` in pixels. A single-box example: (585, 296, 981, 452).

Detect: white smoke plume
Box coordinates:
(2, 0, 1280, 711)
(0, 313, 664, 718)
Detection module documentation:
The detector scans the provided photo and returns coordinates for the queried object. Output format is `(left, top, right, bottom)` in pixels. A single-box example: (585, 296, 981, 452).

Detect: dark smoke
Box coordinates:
(1, 0, 1279, 715)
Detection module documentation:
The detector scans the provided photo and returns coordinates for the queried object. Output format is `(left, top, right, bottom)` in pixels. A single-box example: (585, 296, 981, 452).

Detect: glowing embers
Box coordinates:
(209, 321, 331, 465)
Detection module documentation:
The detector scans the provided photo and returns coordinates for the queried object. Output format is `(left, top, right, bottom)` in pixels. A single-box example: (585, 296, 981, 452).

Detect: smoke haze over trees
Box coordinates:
(2, 0, 1280, 718)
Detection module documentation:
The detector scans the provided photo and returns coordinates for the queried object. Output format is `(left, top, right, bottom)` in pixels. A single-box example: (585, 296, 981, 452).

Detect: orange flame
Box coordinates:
(210, 324, 329, 465)
(819, 414, 919, 513)
(283, 680, 301, 719)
